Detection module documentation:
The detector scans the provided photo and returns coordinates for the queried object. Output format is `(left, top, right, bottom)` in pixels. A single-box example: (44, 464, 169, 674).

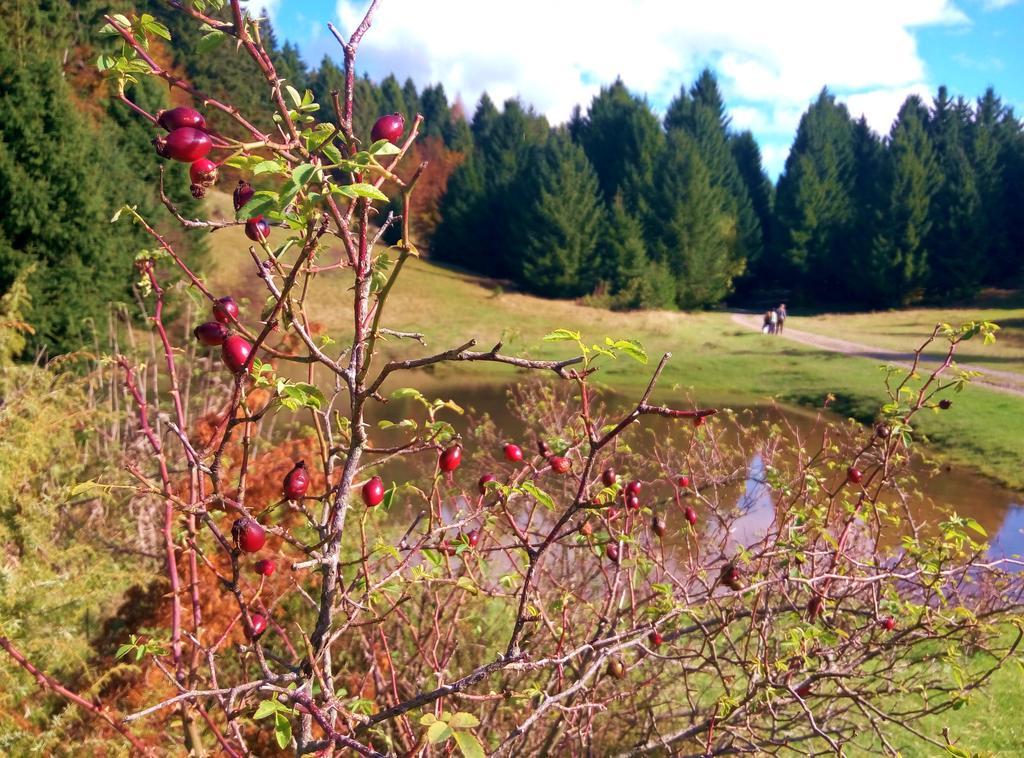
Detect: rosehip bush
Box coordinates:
(0, 3, 1018, 757)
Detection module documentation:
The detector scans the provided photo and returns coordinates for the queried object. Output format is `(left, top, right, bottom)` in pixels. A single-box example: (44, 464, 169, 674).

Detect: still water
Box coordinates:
(365, 378, 1024, 559)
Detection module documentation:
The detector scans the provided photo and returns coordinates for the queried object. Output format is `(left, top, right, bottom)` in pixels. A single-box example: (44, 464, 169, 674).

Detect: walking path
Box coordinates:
(730, 313, 1024, 398)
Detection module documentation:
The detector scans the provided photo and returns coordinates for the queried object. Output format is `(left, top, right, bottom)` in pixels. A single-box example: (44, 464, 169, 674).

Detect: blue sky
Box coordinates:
(253, 0, 1024, 177)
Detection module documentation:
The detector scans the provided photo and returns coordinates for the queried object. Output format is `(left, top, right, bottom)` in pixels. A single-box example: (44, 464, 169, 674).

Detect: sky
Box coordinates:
(251, 0, 1024, 178)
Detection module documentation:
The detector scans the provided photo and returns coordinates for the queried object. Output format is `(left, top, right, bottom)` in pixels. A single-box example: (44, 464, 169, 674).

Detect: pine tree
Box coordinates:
(431, 155, 487, 269)
(378, 74, 407, 117)
(420, 83, 452, 141)
(665, 70, 763, 269)
(926, 88, 983, 297)
(970, 89, 1014, 284)
(0, 0, 182, 355)
(868, 96, 938, 304)
(773, 90, 856, 297)
(730, 130, 774, 282)
(510, 133, 604, 297)
(575, 80, 663, 219)
(849, 117, 884, 277)
(649, 132, 741, 308)
(597, 197, 675, 310)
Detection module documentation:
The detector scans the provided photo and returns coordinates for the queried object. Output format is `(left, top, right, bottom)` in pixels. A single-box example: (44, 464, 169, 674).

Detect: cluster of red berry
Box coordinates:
(152, 107, 217, 199)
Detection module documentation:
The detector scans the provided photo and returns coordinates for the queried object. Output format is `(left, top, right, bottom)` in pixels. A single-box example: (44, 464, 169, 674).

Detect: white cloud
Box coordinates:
(336, 0, 963, 120)
(328, 0, 969, 176)
(979, 0, 1018, 9)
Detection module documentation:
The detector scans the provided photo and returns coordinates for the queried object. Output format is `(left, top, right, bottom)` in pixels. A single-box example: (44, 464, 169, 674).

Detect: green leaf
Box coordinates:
(381, 483, 398, 512)
(544, 328, 581, 342)
(236, 190, 279, 221)
(390, 387, 425, 401)
(196, 29, 226, 53)
(419, 713, 438, 726)
(285, 85, 302, 108)
(253, 699, 281, 719)
(453, 731, 486, 758)
(144, 19, 171, 40)
(274, 711, 292, 749)
(370, 139, 402, 156)
(606, 338, 648, 364)
(253, 159, 286, 176)
(427, 720, 453, 744)
(115, 644, 133, 660)
(521, 482, 555, 511)
(335, 182, 389, 202)
(448, 712, 480, 729)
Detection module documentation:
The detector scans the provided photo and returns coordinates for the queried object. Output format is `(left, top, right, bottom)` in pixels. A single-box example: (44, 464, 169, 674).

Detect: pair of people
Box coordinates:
(761, 304, 787, 335)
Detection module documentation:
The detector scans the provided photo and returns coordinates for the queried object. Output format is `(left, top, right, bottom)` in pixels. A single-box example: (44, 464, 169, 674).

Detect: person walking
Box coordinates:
(762, 311, 773, 334)
(776, 303, 787, 334)
(769, 308, 779, 335)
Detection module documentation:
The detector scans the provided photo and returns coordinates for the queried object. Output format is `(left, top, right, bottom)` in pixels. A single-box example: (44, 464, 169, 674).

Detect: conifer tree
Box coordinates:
(511, 133, 604, 297)
(575, 80, 662, 219)
(730, 130, 774, 281)
(773, 90, 856, 297)
(868, 96, 938, 304)
(970, 89, 1014, 284)
(650, 132, 741, 308)
(926, 88, 983, 297)
(666, 70, 763, 267)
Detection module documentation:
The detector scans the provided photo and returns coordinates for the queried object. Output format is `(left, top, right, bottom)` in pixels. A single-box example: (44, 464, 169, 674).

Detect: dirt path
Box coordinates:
(730, 313, 1024, 398)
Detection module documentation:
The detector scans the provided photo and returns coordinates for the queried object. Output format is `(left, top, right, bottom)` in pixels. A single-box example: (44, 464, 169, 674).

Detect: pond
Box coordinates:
(366, 376, 1024, 559)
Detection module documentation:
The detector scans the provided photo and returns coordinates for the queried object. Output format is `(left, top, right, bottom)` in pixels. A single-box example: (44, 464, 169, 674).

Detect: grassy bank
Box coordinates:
(200, 192, 1024, 491)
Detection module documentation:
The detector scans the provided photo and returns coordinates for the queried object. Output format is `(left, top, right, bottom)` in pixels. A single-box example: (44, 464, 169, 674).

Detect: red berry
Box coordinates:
(438, 539, 456, 556)
(439, 444, 462, 473)
(938, 399, 953, 410)
(254, 559, 276, 577)
(213, 296, 239, 324)
(188, 158, 218, 198)
(648, 630, 663, 647)
(880, 616, 896, 631)
(677, 475, 691, 488)
(796, 684, 812, 698)
(684, 506, 698, 526)
(580, 520, 593, 537)
(478, 473, 496, 495)
(625, 494, 640, 511)
(232, 518, 265, 553)
(605, 543, 620, 564)
(625, 480, 642, 497)
(221, 335, 252, 374)
(721, 563, 742, 591)
(157, 107, 206, 132)
(693, 415, 705, 428)
(362, 475, 385, 507)
(370, 113, 405, 145)
(606, 507, 621, 521)
(154, 127, 212, 162)
(466, 529, 481, 548)
(549, 456, 570, 474)
(537, 438, 551, 456)
(245, 216, 270, 242)
(847, 467, 863, 484)
(233, 180, 255, 212)
(193, 321, 228, 347)
(249, 612, 268, 638)
(283, 461, 310, 500)
(503, 443, 523, 463)
(601, 467, 617, 487)
(651, 515, 666, 537)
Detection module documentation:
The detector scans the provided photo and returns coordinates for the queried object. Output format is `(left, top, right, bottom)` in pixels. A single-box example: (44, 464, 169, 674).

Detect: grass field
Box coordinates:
(200, 192, 1024, 491)
(791, 296, 1024, 377)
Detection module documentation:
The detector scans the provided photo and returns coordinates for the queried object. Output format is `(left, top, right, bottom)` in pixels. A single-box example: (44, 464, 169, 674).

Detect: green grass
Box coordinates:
(790, 301, 1024, 378)
(202, 192, 1024, 491)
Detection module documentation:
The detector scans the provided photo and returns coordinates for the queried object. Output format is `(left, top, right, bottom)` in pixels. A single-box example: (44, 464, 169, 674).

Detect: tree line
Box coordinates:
(4, 1, 1024, 357)
(433, 78, 1024, 310)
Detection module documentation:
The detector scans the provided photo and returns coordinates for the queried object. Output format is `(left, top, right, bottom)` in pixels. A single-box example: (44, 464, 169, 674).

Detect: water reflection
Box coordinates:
(364, 377, 1023, 562)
